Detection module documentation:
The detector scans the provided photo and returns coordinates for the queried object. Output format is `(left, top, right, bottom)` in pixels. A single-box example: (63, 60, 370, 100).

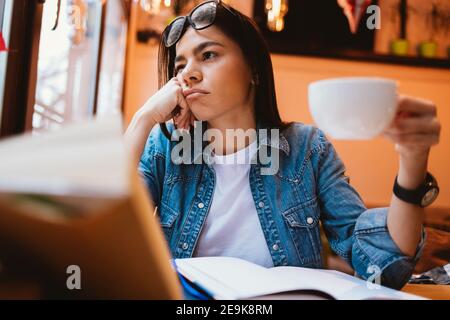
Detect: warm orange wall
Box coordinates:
(125, 44, 450, 208)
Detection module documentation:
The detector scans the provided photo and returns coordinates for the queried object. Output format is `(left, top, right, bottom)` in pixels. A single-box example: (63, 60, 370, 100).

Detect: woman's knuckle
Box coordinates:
(436, 121, 442, 133)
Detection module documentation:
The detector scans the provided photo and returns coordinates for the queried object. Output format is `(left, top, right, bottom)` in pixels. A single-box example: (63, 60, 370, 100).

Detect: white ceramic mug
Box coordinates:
(308, 77, 398, 140)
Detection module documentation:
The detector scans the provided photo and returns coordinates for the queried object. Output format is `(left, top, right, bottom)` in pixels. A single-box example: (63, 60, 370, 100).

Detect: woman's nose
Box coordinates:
(180, 64, 202, 85)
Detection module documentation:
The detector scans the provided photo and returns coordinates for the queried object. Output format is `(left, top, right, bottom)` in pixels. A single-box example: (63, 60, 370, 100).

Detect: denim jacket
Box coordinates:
(138, 122, 425, 289)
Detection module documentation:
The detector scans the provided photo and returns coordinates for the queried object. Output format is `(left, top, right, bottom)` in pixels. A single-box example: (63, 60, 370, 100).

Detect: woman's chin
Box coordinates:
(190, 104, 227, 124)
(190, 110, 215, 123)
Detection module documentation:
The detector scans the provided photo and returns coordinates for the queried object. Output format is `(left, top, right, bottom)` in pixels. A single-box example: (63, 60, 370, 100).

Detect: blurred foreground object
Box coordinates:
(0, 115, 182, 299)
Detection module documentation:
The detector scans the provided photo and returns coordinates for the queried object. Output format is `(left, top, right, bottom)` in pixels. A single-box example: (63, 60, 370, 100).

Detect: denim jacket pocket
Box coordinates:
(159, 201, 181, 242)
(282, 198, 323, 266)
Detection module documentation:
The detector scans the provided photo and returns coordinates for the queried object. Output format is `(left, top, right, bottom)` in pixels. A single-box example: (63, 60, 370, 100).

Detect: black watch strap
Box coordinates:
(393, 172, 439, 207)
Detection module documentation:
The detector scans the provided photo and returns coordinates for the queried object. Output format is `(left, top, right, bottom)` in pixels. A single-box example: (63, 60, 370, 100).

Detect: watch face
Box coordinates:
(421, 188, 439, 207)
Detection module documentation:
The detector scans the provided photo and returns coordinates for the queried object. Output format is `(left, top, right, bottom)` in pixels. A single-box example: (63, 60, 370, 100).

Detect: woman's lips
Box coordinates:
(183, 88, 210, 99)
(186, 92, 207, 100)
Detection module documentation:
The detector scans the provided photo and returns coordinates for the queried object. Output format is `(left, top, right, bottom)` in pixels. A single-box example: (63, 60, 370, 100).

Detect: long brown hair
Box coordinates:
(158, 1, 286, 138)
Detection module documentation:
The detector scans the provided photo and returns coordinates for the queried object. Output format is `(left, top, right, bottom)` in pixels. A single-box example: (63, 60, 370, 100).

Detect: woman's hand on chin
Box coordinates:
(174, 108, 196, 130)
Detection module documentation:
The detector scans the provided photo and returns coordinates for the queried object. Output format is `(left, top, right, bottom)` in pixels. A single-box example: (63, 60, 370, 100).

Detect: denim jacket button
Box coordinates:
(182, 243, 189, 250)
(307, 217, 314, 225)
(198, 202, 205, 209)
(258, 201, 265, 208)
(272, 244, 279, 251)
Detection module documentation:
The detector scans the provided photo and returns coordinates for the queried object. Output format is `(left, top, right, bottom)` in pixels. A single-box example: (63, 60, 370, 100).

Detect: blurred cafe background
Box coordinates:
(0, 0, 449, 298)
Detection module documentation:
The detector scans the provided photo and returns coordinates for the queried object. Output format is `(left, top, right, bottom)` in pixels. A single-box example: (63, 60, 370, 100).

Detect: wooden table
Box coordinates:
(402, 284, 450, 300)
(1, 276, 449, 300)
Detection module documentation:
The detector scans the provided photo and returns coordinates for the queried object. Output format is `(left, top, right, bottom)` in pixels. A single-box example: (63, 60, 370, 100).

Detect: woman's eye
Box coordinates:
(174, 52, 216, 74)
(202, 51, 217, 61)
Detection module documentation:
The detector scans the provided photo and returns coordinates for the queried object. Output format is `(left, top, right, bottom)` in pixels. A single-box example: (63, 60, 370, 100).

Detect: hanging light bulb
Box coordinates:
(265, 0, 288, 32)
(139, 0, 162, 15)
(140, 0, 173, 15)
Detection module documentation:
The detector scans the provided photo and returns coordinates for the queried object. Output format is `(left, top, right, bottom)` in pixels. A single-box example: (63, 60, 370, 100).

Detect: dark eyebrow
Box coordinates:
(175, 41, 224, 64)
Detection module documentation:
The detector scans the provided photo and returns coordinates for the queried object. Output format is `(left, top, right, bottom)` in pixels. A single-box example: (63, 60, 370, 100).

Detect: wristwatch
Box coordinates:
(393, 172, 439, 207)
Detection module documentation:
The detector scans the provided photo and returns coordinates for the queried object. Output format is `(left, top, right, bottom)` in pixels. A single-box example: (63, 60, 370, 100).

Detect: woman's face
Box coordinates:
(174, 25, 255, 124)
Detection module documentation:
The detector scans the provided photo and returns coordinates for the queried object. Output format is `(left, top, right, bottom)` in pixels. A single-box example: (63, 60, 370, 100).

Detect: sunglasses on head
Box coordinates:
(162, 0, 235, 48)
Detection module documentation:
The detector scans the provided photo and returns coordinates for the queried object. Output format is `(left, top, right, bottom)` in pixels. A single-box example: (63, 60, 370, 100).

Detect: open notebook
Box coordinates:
(0, 115, 182, 299)
(175, 257, 425, 300)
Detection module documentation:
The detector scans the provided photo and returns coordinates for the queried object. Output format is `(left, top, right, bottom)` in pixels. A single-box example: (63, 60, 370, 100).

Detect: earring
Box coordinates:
(251, 74, 259, 86)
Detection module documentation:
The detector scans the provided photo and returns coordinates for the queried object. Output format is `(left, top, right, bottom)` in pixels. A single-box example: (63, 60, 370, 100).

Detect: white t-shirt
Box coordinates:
(193, 141, 274, 268)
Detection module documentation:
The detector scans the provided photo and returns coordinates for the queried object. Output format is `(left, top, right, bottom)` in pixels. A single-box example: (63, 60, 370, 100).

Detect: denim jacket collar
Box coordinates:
(189, 121, 290, 163)
(258, 132, 290, 156)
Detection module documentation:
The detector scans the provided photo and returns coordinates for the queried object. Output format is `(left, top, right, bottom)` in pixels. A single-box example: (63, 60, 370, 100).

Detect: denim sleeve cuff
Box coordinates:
(352, 207, 426, 290)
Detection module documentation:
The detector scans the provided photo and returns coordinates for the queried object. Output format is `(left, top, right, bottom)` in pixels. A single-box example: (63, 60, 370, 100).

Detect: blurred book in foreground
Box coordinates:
(0, 115, 182, 299)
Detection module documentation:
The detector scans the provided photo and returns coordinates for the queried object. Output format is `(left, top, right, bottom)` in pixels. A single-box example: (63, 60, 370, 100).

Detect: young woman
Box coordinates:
(125, 0, 441, 289)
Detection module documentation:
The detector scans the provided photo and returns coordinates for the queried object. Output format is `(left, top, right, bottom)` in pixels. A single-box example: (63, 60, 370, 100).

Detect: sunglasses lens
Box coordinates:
(165, 17, 186, 47)
(190, 1, 217, 29)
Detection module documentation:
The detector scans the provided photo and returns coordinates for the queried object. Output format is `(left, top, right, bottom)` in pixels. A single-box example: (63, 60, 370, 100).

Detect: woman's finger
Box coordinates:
(383, 132, 440, 146)
(398, 95, 437, 116)
(190, 113, 195, 128)
(178, 108, 192, 130)
(175, 95, 190, 128)
(186, 111, 195, 130)
(178, 113, 189, 129)
(385, 116, 441, 135)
